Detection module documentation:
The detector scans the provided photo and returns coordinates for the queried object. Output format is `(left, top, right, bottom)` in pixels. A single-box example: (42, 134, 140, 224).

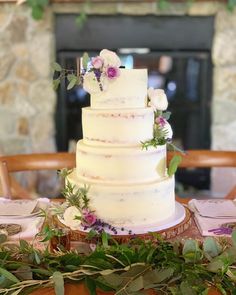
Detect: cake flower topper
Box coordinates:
(52, 49, 122, 93)
(83, 49, 121, 93)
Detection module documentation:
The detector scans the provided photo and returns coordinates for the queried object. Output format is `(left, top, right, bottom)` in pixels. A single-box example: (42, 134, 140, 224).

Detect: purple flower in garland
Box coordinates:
(105, 66, 120, 80)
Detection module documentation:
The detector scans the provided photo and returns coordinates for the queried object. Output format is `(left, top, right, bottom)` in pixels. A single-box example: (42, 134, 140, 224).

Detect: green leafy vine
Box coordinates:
(24, 0, 236, 21)
(0, 233, 236, 294)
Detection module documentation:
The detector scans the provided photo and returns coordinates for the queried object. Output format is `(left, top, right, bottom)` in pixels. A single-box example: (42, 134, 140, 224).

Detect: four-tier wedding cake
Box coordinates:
(64, 49, 177, 234)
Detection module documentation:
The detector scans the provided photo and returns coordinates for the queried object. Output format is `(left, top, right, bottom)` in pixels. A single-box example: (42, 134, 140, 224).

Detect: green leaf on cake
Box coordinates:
(167, 155, 182, 177)
(52, 62, 62, 72)
(82, 52, 90, 70)
(67, 74, 76, 82)
(101, 231, 109, 248)
(67, 74, 79, 90)
(162, 111, 172, 120)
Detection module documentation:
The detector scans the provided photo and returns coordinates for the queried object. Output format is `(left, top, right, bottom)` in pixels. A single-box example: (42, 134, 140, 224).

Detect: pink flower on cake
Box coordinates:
(100, 49, 121, 67)
(155, 116, 166, 127)
(155, 116, 173, 139)
(148, 88, 168, 111)
(91, 56, 104, 69)
(105, 66, 120, 80)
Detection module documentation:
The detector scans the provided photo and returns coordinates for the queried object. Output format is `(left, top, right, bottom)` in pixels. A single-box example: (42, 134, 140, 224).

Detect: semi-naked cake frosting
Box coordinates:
(67, 53, 176, 230)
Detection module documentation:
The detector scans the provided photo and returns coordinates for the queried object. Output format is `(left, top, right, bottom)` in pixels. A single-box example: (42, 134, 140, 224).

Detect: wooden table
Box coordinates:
(28, 197, 224, 295)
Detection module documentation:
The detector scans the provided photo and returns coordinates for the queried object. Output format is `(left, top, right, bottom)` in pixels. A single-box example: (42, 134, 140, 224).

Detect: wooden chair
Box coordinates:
(167, 150, 236, 203)
(167, 150, 236, 169)
(0, 153, 76, 199)
(0, 150, 235, 200)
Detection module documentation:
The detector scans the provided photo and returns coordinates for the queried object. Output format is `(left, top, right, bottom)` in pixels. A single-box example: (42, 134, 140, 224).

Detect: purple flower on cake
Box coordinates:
(82, 209, 97, 226)
(91, 56, 104, 69)
(155, 116, 173, 139)
(99, 49, 121, 67)
(148, 88, 168, 111)
(155, 116, 166, 127)
(105, 66, 120, 80)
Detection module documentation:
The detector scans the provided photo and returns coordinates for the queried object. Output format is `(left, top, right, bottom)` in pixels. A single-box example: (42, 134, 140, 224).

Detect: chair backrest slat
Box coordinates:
(0, 150, 236, 200)
(167, 150, 236, 168)
(0, 153, 76, 172)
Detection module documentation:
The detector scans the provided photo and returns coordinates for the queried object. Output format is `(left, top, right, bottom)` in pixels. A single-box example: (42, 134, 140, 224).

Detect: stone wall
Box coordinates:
(0, 4, 55, 155)
(0, 1, 235, 196)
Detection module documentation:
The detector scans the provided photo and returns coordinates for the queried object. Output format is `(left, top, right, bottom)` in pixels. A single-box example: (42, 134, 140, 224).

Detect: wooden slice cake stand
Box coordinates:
(56, 202, 192, 243)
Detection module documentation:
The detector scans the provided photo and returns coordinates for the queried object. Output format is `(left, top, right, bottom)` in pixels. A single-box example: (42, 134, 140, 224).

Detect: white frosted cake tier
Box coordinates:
(91, 69, 147, 109)
(67, 170, 175, 227)
(76, 140, 166, 183)
(82, 107, 154, 146)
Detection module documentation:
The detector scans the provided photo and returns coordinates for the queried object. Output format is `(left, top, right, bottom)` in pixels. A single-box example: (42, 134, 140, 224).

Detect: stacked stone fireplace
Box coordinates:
(0, 1, 235, 196)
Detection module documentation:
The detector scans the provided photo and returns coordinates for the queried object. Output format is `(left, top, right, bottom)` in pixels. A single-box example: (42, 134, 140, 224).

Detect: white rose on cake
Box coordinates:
(148, 88, 168, 111)
(63, 206, 82, 230)
(99, 49, 121, 68)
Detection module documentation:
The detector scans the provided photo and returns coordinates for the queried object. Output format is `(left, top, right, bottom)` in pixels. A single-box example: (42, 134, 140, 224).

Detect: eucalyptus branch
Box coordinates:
(0, 234, 236, 294)
(115, 265, 153, 295)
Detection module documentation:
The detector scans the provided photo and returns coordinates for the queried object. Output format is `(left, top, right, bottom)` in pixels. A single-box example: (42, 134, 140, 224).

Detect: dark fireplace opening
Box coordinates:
(55, 15, 214, 191)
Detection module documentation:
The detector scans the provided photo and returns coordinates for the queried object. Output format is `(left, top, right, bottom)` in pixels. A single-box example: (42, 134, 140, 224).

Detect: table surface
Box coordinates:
(8, 197, 226, 295)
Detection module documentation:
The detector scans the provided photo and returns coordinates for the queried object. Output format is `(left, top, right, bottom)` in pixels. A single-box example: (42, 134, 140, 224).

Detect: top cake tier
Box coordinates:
(90, 69, 148, 109)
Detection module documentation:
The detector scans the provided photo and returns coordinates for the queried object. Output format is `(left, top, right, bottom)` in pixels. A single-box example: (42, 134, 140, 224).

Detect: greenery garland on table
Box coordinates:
(0, 232, 236, 294)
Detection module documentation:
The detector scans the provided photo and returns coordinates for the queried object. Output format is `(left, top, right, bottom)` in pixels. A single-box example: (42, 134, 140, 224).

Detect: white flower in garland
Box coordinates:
(148, 88, 168, 111)
(63, 206, 82, 230)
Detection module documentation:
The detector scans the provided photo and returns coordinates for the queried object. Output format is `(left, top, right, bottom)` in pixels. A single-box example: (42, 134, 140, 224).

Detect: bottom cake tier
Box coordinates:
(67, 170, 175, 228)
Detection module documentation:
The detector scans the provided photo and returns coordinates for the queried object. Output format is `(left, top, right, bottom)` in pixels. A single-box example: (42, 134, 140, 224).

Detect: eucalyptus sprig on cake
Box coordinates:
(51, 174, 132, 236)
(141, 88, 183, 176)
(0, 233, 236, 295)
(141, 88, 173, 150)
